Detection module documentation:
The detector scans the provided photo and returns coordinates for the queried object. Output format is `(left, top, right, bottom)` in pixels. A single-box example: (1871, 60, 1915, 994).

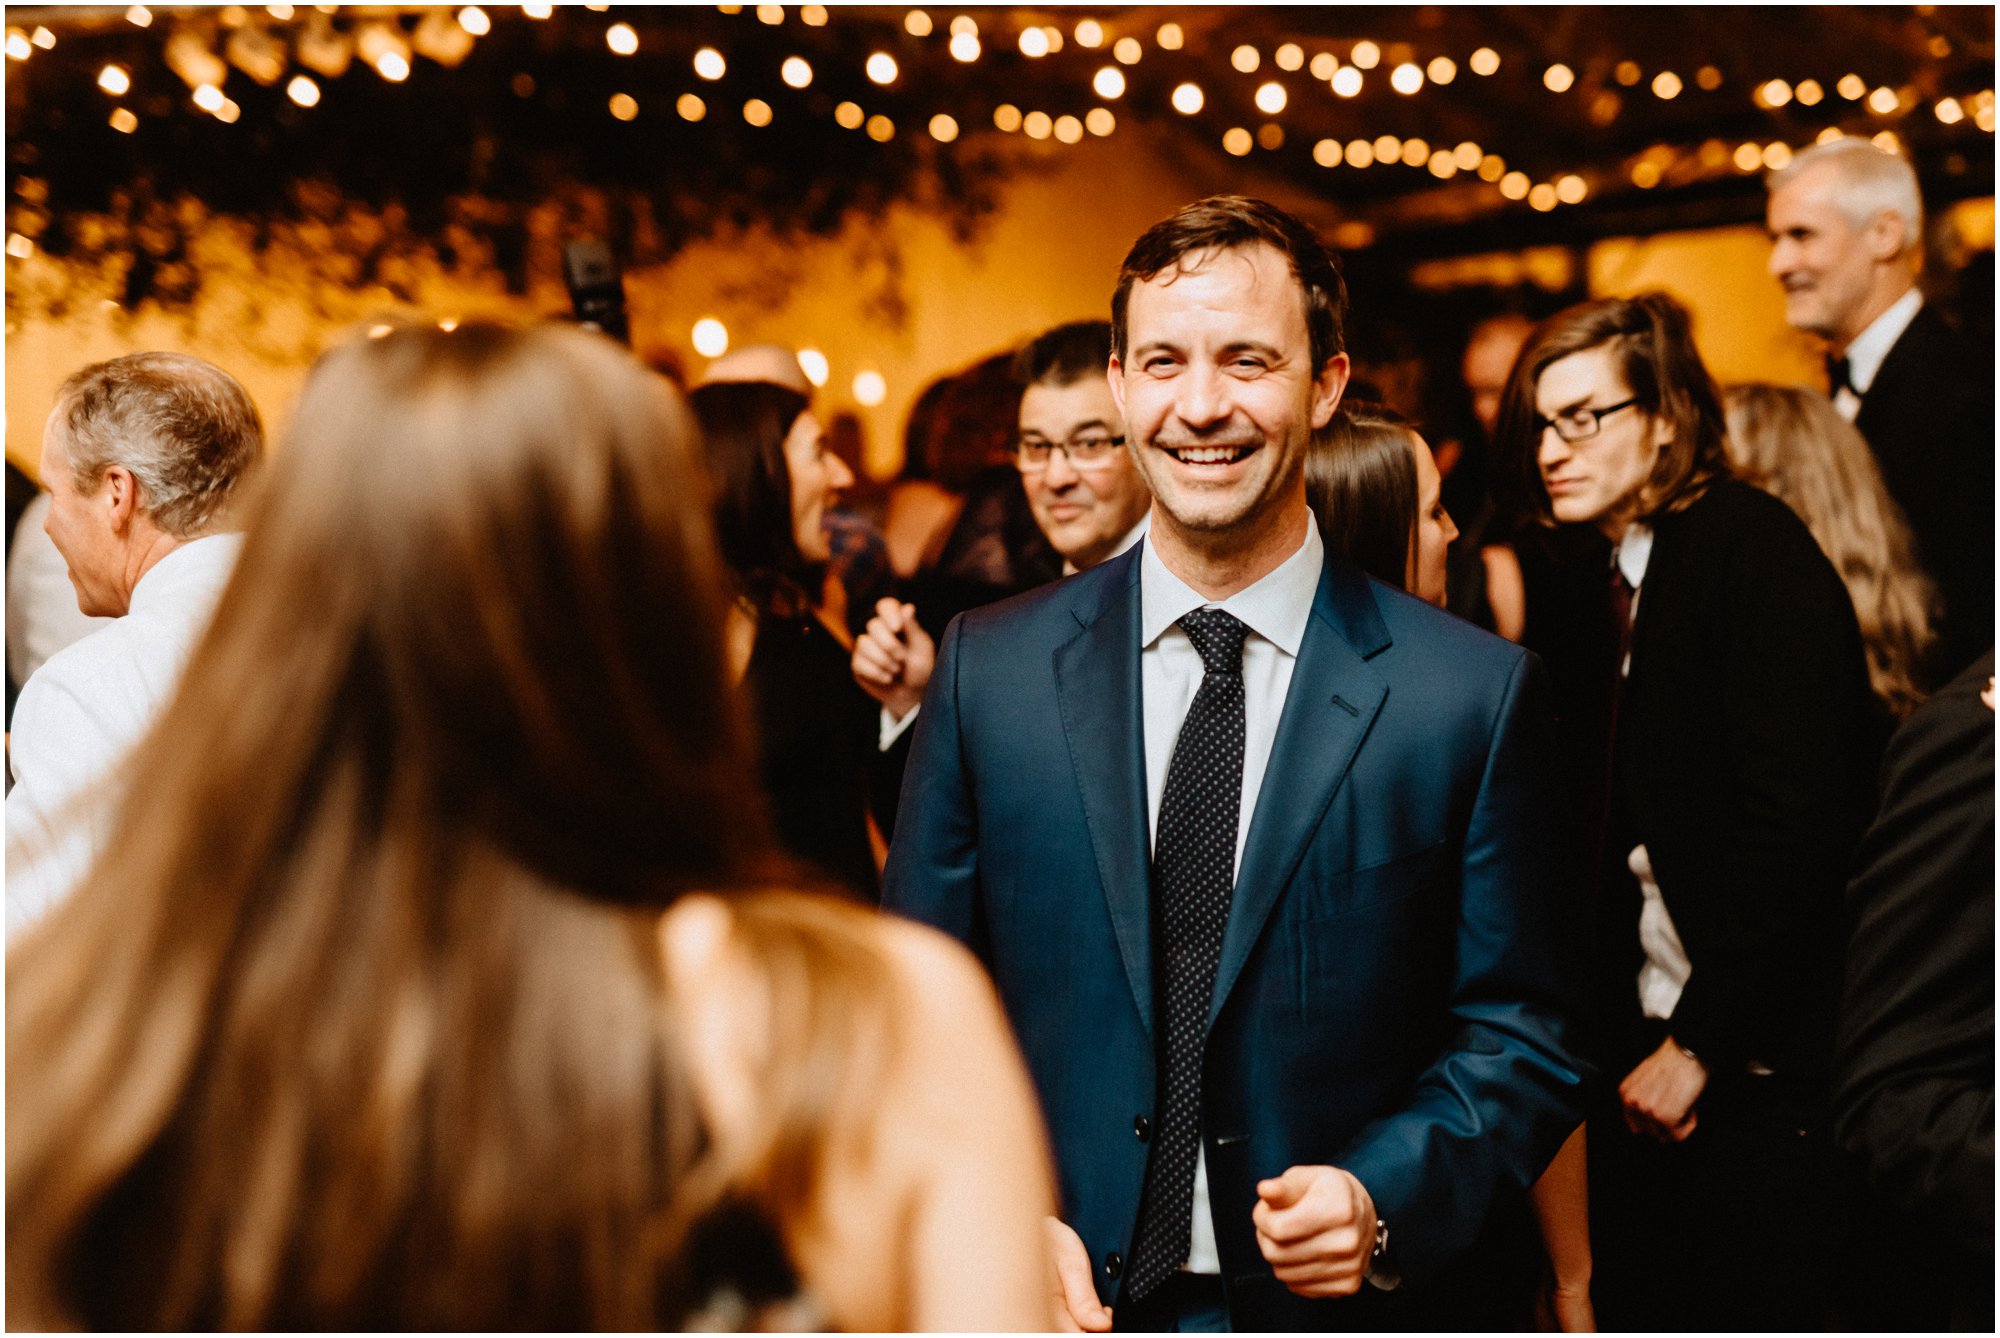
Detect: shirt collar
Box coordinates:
(1139, 515, 1321, 657)
(1613, 521, 1654, 590)
(1062, 512, 1151, 578)
(129, 532, 243, 616)
(1844, 288, 1922, 396)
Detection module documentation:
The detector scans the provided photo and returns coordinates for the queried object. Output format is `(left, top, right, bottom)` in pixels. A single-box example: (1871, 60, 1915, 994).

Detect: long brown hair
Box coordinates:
(1305, 400, 1420, 591)
(6, 323, 877, 1329)
(1724, 382, 1939, 716)
(1498, 292, 1730, 526)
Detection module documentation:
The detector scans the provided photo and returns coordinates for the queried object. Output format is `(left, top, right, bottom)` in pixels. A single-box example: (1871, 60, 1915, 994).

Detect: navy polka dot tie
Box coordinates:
(1127, 607, 1250, 1301)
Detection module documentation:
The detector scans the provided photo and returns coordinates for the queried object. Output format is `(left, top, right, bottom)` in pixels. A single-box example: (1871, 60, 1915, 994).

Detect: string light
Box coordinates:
(1074, 18, 1102, 48)
(949, 16, 976, 36)
(1331, 67, 1362, 97)
(1402, 137, 1430, 165)
(1053, 114, 1083, 144)
(287, 73, 319, 105)
(853, 371, 887, 406)
(1837, 74, 1866, 100)
(1544, 64, 1574, 93)
(833, 99, 862, 128)
(1018, 27, 1049, 57)
(1023, 110, 1052, 139)
(215, 97, 241, 123)
(1345, 139, 1375, 168)
(1312, 138, 1341, 167)
(1085, 107, 1115, 136)
(1223, 127, 1253, 157)
(1113, 36, 1142, 64)
(1372, 134, 1402, 164)
(106, 105, 141, 132)
(1478, 153, 1506, 181)
(865, 113, 894, 141)
(1470, 47, 1499, 76)
(1935, 97, 1965, 124)
(680, 93, 708, 121)
(457, 6, 490, 36)
(1816, 126, 1845, 145)
(1390, 62, 1423, 94)
(948, 31, 979, 61)
(1528, 183, 1558, 211)
(5, 30, 30, 60)
(694, 47, 725, 79)
(929, 112, 958, 141)
(1755, 79, 1791, 108)
(1973, 93, 1994, 132)
(1696, 65, 1722, 90)
(802, 5, 828, 25)
(609, 92, 639, 120)
(1867, 86, 1900, 114)
(6, 233, 35, 259)
(1632, 159, 1663, 188)
(865, 51, 897, 84)
(904, 11, 931, 37)
(1310, 52, 1337, 80)
(1350, 40, 1380, 69)
(1453, 141, 1482, 169)
(605, 23, 638, 56)
(1615, 60, 1642, 86)
(126, 5, 153, 25)
(522, 2, 552, 17)
(1872, 130, 1901, 152)
(756, 4, 784, 24)
(1255, 81, 1286, 114)
(1796, 79, 1824, 106)
(993, 103, 1022, 131)
(1231, 45, 1259, 73)
(1257, 124, 1284, 150)
(1171, 82, 1204, 114)
(1093, 66, 1126, 99)
(781, 56, 811, 87)
(1275, 43, 1303, 71)
(743, 97, 773, 125)
(692, 319, 729, 358)
(1732, 141, 1763, 171)
(798, 349, 830, 387)
(1499, 170, 1530, 199)
(1555, 173, 1587, 202)
(1652, 71, 1682, 99)
(1428, 56, 1456, 84)
(1040, 25, 1063, 53)
(31, 26, 54, 49)
(98, 64, 131, 95)
(193, 83, 225, 111)
(1762, 142, 1793, 170)
(1157, 23, 1183, 50)
(1428, 155, 1457, 179)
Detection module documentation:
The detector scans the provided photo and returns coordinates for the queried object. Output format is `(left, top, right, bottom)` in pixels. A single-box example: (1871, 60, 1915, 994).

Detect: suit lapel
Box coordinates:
(1210, 559, 1389, 1031)
(1053, 552, 1157, 1039)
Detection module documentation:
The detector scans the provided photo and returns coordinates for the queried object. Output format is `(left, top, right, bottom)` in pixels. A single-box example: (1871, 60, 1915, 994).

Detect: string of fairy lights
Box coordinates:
(5, 5, 1992, 397)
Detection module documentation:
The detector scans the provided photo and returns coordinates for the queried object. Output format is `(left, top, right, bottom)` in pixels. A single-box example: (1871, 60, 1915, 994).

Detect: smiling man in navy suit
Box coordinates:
(883, 196, 1586, 1331)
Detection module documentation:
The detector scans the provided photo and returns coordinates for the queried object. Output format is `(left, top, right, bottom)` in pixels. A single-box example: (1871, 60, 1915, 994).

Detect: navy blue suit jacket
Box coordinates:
(883, 543, 1587, 1329)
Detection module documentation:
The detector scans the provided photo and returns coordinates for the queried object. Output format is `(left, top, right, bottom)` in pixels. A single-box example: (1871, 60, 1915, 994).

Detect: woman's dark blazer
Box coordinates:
(1608, 478, 1880, 1082)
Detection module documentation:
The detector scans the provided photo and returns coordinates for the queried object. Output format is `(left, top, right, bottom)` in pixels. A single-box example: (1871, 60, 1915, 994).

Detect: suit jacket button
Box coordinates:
(1134, 1115, 1151, 1141)
(1104, 1252, 1123, 1281)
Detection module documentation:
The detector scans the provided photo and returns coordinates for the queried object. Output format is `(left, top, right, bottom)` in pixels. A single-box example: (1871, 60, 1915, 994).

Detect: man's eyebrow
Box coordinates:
(1549, 393, 1597, 416)
(1062, 417, 1114, 434)
(1218, 341, 1285, 360)
(1128, 339, 1182, 359)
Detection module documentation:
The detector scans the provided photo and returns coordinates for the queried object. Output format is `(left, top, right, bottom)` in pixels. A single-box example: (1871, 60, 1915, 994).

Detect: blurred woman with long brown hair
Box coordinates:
(5, 322, 1055, 1331)
(1724, 381, 1939, 719)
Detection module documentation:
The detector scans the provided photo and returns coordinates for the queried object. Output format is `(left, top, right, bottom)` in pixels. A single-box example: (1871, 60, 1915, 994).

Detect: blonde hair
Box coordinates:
(7, 323, 890, 1328)
(1724, 382, 1939, 717)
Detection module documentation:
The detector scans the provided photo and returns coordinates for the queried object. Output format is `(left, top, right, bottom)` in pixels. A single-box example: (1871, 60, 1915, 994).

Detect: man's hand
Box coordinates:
(850, 598, 935, 722)
(1044, 1217, 1113, 1332)
(1618, 1037, 1707, 1143)
(1251, 1165, 1377, 1299)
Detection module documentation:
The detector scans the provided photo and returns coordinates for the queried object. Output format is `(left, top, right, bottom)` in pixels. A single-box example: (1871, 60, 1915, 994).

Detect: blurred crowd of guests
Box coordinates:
(4, 137, 1990, 1331)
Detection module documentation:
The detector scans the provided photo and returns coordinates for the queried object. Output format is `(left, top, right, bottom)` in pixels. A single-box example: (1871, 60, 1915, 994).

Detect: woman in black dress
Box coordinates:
(689, 380, 881, 899)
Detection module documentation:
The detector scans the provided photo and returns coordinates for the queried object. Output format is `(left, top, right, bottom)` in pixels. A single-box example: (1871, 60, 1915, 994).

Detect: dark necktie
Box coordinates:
(1826, 355, 1853, 397)
(1126, 607, 1250, 1301)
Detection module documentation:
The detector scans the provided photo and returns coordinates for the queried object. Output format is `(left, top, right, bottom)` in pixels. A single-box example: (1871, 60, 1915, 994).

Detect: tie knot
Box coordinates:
(1827, 356, 1852, 396)
(1178, 607, 1250, 676)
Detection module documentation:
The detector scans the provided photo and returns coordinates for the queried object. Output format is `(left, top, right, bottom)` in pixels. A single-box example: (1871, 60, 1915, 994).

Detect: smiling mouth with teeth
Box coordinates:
(1162, 444, 1256, 465)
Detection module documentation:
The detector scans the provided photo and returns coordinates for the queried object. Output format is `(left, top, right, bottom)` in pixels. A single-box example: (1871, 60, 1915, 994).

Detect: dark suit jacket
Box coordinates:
(883, 544, 1587, 1330)
(1853, 302, 1995, 680)
(1834, 649, 1994, 1293)
(1605, 480, 1880, 1079)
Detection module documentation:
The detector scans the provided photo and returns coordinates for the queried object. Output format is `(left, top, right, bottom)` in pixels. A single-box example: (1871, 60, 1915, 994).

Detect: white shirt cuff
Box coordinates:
(878, 703, 920, 751)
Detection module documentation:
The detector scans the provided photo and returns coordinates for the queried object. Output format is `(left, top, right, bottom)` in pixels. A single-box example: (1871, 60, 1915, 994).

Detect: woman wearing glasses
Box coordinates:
(1497, 294, 1878, 1329)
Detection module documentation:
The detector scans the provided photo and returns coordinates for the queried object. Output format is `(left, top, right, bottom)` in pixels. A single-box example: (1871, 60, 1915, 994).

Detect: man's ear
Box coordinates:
(100, 464, 141, 535)
(1864, 208, 1910, 264)
(1106, 354, 1126, 420)
(1310, 353, 1351, 431)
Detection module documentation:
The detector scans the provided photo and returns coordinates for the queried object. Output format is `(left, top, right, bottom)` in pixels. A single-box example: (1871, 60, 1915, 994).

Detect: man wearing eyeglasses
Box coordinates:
(853, 320, 1150, 731)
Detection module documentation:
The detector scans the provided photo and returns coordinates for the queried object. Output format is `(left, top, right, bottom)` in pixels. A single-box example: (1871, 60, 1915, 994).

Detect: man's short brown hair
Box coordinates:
(51, 352, 264, 537)
(1111, 195, 1348, 374)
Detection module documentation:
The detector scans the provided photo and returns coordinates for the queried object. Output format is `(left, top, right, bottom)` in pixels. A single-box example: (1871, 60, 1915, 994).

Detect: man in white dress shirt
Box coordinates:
(1766, 137, 1992, 673)
(6, 352, 263, 934)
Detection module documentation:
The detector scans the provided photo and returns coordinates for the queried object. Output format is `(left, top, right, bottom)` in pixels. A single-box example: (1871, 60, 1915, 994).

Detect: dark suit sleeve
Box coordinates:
(880, 614, 985, 948)
(1665, 522, 1867, 1071)
(1341, 650, 1590, 1278)
(1833, 657, 1995, 1259)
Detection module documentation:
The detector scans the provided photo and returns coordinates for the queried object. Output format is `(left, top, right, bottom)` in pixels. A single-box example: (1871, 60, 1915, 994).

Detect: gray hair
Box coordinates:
(1768, 139, 1923, 255)
(51, 352, 264, 537)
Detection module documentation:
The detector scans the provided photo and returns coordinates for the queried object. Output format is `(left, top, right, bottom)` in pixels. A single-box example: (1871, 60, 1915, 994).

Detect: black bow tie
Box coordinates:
(1826, 356, 1853, 397)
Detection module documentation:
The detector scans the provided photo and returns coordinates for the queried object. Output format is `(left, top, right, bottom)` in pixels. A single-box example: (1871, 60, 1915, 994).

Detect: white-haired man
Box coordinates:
(7, 352, 263, 934)
(1766, 137, 1992, 674)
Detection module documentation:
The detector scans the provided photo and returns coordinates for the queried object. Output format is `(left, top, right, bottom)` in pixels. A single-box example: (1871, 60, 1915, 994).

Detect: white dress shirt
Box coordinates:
(6, 533, 243, 936)
(1832, 287, 1922, 422)
(1139, 517, 1322, 1274)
